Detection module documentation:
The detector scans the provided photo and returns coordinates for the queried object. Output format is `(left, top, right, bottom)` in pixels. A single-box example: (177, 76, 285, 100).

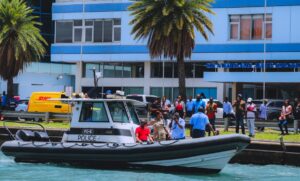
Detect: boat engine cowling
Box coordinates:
(15, 130, 50, 142)
(15, 130, 35, 141)
(34, 131, 50, 141)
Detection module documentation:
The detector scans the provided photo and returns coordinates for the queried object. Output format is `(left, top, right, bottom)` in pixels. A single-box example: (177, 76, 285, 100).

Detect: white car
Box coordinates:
(126, 94, 158, 118)
(126, 94, 158, 104)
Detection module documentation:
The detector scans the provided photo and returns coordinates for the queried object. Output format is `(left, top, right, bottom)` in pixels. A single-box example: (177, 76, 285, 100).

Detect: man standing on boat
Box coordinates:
(190, 107, 216, 138)
(135, 120, 154, 143)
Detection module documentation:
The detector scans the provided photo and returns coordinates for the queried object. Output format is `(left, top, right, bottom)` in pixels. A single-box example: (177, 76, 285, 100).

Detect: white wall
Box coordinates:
(0, 72, 74, 99)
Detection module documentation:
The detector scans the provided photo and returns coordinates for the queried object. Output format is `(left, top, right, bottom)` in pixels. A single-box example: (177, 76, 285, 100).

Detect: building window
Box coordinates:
(94, 19, 121, 43)
(151, 62, 163, 78)
(229, 14, 272, 40)
(150, 87, 217, 101)
(83, 63, 144, 78)
(73, 20, 83, 42)
(151, 62, 212, 78)
(55, 18, 121, 43)
(123, 87, 144, 95)
(55, 21, 73, 43)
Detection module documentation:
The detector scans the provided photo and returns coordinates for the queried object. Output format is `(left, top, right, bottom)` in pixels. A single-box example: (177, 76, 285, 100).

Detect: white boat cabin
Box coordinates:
(62, 99, 144, 144)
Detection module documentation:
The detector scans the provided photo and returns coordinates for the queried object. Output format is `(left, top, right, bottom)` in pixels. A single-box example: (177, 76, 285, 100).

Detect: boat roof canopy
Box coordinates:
(49, 98, 146, 107)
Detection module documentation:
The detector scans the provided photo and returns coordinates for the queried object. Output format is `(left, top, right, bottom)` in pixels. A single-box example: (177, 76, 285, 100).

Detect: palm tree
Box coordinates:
(0, 0, 46, 99)
(129, 0, 214, 99)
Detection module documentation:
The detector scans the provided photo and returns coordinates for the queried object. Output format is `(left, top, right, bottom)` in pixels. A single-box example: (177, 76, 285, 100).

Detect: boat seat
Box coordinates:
(15, 130, 35, 141)
(34, 131, 50, 142)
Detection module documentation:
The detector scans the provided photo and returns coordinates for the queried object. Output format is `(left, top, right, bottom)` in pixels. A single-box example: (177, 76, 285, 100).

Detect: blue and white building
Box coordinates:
(52, 0, 300, 101)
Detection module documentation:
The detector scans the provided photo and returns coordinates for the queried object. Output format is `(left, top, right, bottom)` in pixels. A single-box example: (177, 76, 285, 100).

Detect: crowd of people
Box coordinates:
(135, 93, 300, 143)
(135, 94, 218, 143)
(223, 94, 300, 137)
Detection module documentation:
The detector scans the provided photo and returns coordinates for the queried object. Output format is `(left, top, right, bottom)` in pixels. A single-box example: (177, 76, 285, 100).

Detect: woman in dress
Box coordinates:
(149, 111, 168, 141)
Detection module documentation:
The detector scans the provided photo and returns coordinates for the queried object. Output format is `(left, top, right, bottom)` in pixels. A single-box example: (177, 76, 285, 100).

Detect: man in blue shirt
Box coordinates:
(170, 113, 185, 140)
(190, 107, 215, 138)
(186, 96, 194, 117)
(193, 94, 206, 114)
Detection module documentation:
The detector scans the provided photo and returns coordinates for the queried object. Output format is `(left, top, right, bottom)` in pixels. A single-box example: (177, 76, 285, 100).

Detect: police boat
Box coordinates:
(1, 98, 250, 174)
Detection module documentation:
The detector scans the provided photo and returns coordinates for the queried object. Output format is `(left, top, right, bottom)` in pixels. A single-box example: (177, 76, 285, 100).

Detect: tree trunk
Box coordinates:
(7, 77, 14, 99)
(177, 52, 186, 100)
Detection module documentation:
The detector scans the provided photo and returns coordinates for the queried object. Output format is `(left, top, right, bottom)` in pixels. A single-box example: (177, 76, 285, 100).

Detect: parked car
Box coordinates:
(15, 99, 29, 112)
(252, 99, 284, 120)
(126, 94, 158, 104)
(126, 94, 158, 118)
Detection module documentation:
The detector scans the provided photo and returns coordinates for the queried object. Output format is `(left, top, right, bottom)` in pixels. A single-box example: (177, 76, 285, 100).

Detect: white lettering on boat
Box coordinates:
(78, 134, 97, 142)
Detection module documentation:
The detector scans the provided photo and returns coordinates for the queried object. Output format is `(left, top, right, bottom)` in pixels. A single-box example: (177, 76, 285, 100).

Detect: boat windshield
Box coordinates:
(79, 102, 109, 122)
(126, 102, 140, 125)
(107, 101, 130, 123)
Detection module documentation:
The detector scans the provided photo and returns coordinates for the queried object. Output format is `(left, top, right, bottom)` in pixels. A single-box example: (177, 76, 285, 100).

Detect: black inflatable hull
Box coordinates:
(1, 134, 250, 174)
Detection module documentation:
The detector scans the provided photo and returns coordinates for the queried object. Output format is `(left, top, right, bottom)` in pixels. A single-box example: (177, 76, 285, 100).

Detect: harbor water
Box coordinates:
(0, 152, 299, 181)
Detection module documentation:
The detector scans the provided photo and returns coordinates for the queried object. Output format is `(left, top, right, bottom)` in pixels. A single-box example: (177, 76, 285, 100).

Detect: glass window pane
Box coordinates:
(266, 23, 272, 39)
(173, 63, 178, 78)
(230, 15, 240, 22)
(266, 14, 272, 21)
(39, 63, 51, 73)
(94, 21, 103, 42)
(127, 102, 140, 125)
(151, 63, 162, 78)
(230, 24, 239, 40)
(164, 87, 172, 102)
(107, 102, 129, 123)
(185, 63, 194, 78)
(104, 64, 115, 77)
(124, 87, 144, 95)
(79, 102, 109, 122)
(56, 21, 73, 43)
(240, 15, 251, 40)
(85, 20, 93, 26)
(135, 63, 144, 78)
(103, 20, 113, 42)
(252, 15, 263, 40)
(74, 28, 82, 42)
(84, 63, 99, 78)
(150, 87, 162, 98)
(85, 28, 93, 42)
(123, 63, 131, 78)
(172, 88, 179, 101)
(114, 19, 121, 25)
(114, 27, 121, 41)
(115, 63, 123, 77)
(195, 63, 205, 78)
(186, 88, 194, 98)
(51, 64, 63, 74)
(74, 20, 82, 26)
(164, 63, 173, 78)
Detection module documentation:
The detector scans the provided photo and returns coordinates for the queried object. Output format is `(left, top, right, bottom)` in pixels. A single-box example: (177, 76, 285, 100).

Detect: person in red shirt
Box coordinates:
(135, 120, 153, 143)
(205, 98, 218, 136)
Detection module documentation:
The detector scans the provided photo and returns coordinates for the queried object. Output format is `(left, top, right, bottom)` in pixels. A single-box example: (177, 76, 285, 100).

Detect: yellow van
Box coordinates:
(28, 92, 71, 114)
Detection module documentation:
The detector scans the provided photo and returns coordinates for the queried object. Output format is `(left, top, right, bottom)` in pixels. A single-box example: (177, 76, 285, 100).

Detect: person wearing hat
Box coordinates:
(233, 94, 246, 134)
(135, 120, 153, 143)
(189, 107, 216, 138)
(246, 97, 257, 137)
